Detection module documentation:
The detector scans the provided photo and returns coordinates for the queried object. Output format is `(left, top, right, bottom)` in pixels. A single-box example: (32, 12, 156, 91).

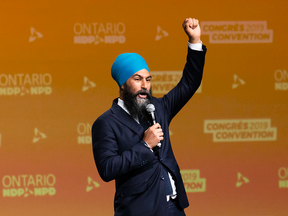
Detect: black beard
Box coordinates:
(122, 83, 153, 124)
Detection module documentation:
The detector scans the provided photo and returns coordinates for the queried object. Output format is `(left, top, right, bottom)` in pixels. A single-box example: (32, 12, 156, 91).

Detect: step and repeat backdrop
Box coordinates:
(0, 0, 287, 216)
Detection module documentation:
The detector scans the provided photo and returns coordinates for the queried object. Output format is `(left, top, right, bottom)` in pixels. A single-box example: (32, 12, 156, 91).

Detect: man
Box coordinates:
(92, 18, 207, 216)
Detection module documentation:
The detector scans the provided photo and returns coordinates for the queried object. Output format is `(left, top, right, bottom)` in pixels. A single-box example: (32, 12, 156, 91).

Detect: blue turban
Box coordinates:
(111, 53, 150, 88)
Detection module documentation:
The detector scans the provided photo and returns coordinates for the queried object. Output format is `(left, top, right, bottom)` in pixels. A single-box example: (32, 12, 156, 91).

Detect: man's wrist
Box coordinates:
(189, 38, 201, 44)
(142, 140, 153, 152)
(188, 41, 203, 51)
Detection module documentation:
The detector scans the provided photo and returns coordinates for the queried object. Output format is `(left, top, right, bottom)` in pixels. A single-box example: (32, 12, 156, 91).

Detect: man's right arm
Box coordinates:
(92, 117, 155, 182)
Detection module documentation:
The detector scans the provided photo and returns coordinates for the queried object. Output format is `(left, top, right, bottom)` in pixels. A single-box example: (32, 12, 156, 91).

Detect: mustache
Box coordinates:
(134, 89, 152, 98)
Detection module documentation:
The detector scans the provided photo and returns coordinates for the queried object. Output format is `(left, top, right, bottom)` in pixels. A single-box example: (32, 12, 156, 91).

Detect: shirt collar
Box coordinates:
(117, 98, 129, 114)
(117, 98, 139, 124)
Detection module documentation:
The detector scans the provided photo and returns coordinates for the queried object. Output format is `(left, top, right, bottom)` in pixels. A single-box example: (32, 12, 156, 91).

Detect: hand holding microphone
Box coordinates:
(143, 104, 162, 148)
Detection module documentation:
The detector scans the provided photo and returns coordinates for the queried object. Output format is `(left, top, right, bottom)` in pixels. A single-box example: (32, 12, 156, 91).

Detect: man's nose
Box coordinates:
(141, 79, 148, 89)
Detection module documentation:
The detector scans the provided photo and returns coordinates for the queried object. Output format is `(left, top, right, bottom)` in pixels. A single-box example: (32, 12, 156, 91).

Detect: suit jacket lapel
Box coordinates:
(110, 99, 144, 138)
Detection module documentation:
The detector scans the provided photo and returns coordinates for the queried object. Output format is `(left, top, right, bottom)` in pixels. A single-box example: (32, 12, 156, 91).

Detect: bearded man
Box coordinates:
(92, 18, 207, 216)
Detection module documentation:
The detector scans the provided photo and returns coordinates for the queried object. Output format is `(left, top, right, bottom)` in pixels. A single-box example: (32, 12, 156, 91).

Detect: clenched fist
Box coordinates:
(183, 18, 201, 44)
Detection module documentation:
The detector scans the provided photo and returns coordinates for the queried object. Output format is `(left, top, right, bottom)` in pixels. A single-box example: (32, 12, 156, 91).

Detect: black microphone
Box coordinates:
(146, 104, 161, 147)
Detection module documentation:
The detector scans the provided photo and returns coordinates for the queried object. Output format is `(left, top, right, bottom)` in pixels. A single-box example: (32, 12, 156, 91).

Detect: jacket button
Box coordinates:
(161, 175, 164, 180)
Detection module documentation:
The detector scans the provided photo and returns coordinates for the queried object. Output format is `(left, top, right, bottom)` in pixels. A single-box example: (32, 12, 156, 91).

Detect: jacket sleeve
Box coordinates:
(161, 45, 207, 123)
(92, 117, 155, 182)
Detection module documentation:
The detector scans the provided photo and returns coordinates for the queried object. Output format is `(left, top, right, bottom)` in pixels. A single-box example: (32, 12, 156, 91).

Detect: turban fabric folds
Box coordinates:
(111, 53, 150, 88)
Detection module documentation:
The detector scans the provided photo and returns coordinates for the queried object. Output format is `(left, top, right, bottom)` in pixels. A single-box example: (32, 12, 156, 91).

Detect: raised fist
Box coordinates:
(182, 18, 201, 44)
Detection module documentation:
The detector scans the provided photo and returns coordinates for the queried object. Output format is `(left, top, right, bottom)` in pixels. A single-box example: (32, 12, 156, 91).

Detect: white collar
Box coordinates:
(117, 98, 139, 123)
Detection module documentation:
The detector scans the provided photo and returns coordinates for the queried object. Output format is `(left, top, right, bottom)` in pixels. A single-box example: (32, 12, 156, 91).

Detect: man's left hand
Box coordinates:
(182, 17, 201, 44)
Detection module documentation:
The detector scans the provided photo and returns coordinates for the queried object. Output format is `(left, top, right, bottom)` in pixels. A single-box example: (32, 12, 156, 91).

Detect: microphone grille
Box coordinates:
(146, 104, 155, 112)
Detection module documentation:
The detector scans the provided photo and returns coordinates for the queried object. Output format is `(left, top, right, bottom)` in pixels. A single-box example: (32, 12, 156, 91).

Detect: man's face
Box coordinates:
(121, 69, 152, 119)
(122, 69, 151, 103)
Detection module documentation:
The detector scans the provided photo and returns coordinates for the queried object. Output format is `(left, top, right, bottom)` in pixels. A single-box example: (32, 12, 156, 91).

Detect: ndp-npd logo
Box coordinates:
(0, 74, 52, 96)
(275, 69, 288, 90)
(2, 174, 56, 197)
(74, 23, 126, 45)
(77, 123, 91, 144)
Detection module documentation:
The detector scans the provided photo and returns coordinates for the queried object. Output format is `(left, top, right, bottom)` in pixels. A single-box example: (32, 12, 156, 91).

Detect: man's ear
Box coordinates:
(119, 85, 124, 99)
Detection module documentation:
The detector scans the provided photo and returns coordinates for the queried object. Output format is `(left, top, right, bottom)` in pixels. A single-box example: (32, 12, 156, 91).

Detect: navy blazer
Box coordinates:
(92, 46, 207, 216)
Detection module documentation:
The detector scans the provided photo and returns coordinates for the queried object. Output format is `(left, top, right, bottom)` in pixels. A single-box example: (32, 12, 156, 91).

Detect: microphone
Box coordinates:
(146, 104, 161, 148)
